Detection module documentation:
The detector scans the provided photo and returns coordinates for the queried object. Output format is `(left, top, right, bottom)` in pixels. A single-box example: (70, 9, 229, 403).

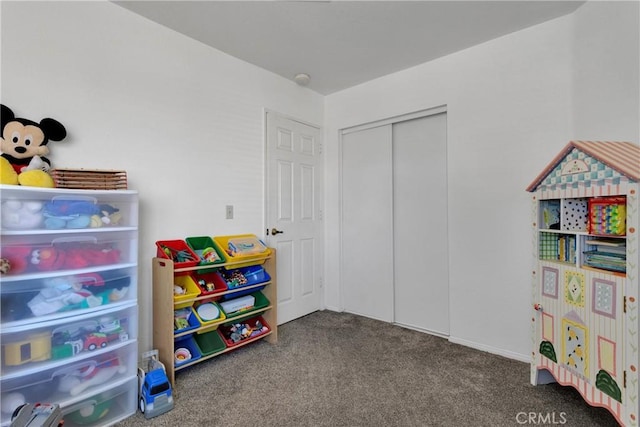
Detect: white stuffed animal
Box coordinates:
(1, 199, 44, 229)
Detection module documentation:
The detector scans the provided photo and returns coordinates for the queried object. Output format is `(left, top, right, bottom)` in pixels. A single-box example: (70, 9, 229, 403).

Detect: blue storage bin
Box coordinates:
(219, 265, 269, 300)
(173, 334, 201, 367)
(222, 285, 266, 301)
(174, 307, 200, 335)
(221, 265, 270, 288)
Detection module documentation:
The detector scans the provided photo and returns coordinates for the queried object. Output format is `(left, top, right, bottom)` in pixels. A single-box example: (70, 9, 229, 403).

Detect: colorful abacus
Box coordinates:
(588, 197, 626, 236)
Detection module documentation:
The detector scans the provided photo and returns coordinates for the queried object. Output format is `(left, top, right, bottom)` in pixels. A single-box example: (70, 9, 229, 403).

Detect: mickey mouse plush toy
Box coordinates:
(0, 104, 67, 187)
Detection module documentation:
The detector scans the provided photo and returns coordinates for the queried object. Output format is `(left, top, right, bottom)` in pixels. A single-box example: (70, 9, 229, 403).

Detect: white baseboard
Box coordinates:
(394, 321, 449, 339)
(448, 336, 530, 363)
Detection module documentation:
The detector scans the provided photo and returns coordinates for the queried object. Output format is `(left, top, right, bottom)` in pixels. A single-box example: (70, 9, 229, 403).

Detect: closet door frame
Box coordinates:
(338, 105, 448, 322)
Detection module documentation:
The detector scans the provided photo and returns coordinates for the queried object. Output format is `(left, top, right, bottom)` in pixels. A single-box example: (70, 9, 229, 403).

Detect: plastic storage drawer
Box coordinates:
(0, 186, 138, 231)
(0, 266, 136, 326)
(0, 230, 137, 277)
(61, 376, 137, 427)
(0, 341, 137, 425)
(1, 303, 137, 375)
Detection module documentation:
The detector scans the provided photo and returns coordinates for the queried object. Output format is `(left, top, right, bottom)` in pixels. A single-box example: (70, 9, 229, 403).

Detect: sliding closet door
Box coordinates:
(341, 125, 394, 322)
(393, 113, 449, 335)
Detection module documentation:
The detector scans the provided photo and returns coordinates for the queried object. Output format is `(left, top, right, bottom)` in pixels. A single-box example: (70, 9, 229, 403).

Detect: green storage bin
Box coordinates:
(222, 291, 270, 324)
(185, 236, 226, 266)
(194, 329, 226, 356)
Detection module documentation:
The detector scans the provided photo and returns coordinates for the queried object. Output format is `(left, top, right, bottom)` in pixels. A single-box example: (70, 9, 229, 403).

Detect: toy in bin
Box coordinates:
(227, 236, 268, 256)
(174, 307, 199, 333)
(220, 317, 269, 345)
(220, 295, 255, 316)
(221, 269, 248, 288)
(138, 350, 173, 419)
(156, 240, 200, 268)
(160, 245, 195, 263)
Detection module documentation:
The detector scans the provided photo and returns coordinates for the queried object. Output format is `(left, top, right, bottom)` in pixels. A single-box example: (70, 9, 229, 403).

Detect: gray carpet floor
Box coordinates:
(116, 311, 618, 426)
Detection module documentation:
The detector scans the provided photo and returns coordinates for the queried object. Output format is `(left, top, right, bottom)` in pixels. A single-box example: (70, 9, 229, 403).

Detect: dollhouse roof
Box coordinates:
(526, 140, 640, 192)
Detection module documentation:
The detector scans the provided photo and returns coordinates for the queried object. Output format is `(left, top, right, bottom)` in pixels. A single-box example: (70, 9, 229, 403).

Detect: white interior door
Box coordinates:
(393, 113, 449, 336)
(341, 125, 394, 322)
(265, 111, 323, 325)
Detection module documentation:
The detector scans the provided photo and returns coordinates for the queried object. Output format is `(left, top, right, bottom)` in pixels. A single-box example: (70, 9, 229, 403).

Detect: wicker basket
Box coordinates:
(50, 168, 128, 190)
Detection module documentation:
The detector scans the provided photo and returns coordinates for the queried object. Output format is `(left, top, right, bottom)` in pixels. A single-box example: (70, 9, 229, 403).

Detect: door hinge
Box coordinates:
(318, 209, 323, 221)
(624, 370, 627, 388)
(624, 296, 627, 314)
(319, 142, 323, 155)
(319, 276, 323, 288)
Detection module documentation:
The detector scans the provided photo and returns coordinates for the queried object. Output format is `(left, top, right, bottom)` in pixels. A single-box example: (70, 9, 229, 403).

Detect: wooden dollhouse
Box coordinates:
(527, 141, 640, 426)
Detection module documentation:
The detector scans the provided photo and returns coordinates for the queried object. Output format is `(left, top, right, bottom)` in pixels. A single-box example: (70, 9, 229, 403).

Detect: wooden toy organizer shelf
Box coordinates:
(151, 250, 277, 388)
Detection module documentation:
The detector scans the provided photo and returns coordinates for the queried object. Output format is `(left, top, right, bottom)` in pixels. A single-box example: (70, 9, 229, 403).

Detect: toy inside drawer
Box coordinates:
(0, 266, 136, 325)
(1, 190, 137, 231)
(0, 343, 136, 425)
(0, 230, 137, 276)
(61, 376, 137, 427)
(1, 303, 137, 375)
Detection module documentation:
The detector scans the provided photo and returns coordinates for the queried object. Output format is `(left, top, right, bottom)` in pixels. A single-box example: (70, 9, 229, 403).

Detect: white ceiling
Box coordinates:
(113, 1, 585, 95)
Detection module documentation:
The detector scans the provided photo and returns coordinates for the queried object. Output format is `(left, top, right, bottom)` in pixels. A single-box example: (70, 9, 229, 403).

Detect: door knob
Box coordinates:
(270, 228, 284, 236)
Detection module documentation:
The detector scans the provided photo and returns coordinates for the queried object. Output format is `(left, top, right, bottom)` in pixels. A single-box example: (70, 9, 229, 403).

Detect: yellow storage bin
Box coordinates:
(173, 274, 201, 309)
(193, 301, 227, 329)
(213, 234, 271, 268)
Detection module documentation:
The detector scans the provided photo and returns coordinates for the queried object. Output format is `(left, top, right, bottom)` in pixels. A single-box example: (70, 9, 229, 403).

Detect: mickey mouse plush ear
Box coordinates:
(39, 118, 66, 142)
(1, 104, 15, 128)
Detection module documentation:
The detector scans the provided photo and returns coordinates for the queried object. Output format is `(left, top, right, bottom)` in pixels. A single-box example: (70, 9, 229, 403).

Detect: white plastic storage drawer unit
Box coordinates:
(0, 185, 139, 426)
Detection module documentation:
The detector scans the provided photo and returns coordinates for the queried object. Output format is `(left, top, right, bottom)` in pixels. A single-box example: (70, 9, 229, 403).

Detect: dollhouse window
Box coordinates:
(542, 267, 558, 298)
(592, 278, 616, 318)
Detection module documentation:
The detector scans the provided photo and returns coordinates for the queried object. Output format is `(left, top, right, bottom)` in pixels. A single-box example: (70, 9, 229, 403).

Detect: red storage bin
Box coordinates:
(218, 316, 270, 348)
(191, 270, 228, 300)
(156, 239, 200, 268)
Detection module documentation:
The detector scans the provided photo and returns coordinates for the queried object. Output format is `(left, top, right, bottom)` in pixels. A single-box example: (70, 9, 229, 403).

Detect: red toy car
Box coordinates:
(83, 333, 108, 351)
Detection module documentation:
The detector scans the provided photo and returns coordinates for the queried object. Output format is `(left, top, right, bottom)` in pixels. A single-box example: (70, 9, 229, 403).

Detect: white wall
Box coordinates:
(572, 0, 639, 141)
(324, 1, 639, 362)
(0, 1, 324, 353)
